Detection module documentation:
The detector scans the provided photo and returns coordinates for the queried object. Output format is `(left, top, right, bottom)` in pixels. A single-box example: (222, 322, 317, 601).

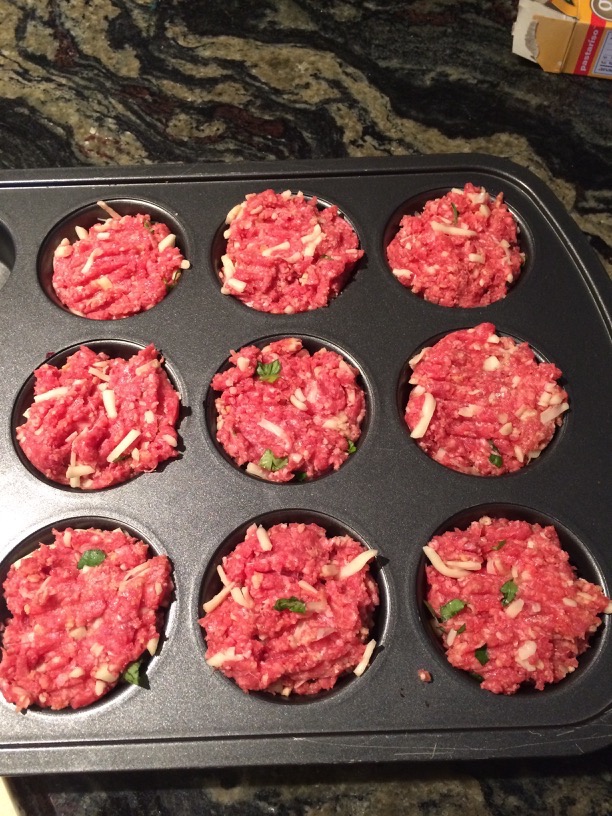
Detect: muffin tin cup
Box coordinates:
(0, 155, 610, 774)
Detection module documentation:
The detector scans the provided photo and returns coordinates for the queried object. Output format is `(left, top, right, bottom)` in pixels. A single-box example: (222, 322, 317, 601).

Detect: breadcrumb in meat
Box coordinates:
(405, 323, 568, 475)
(52, 209, 188, 319)
(16, 344, 180, 489)
(212, 338, 365, 482)
(424, 517, 610, 694)
(200, 522, 379, 695)
(387, 183, 523, 307)
(219, 189, 363, 313)
(0, 527, 172, 711)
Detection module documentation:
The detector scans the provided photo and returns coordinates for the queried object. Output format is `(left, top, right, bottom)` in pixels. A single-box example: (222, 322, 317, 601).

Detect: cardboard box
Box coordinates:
(512, 0, 612, 78)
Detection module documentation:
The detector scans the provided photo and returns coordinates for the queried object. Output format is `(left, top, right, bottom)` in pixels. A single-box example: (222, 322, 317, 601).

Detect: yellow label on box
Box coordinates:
(513, 0, 612, 78)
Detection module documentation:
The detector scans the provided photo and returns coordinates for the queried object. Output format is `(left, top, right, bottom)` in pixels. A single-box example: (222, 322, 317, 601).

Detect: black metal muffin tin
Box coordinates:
(0, 155, 610, 774)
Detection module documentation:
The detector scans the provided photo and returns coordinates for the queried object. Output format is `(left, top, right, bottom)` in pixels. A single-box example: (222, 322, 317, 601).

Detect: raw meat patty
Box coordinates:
(0, 527, 172, 711)
(219, 189, 363, 313)
(52, 201, 189, 319)
(200, 522, 379, 695)
(16, 344, 180, 489)
(405, 322, 568, 475)
(212, 338, 365, 482)
(424, 517, 611, 694)
(387, 183, 523, 307)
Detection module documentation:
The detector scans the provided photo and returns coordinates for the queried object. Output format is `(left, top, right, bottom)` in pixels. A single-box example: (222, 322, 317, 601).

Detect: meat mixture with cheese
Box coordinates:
(405, 322, 568, 476)
(16, 344, 180, 489)
(424, 517, 611, 694)
(387, 183, 523, 308)
(52, 201, 190, 319)
(212, 338, 365, 482)
(200, 522, 379, 695)
(0, 527, 172, 711)
(219, 189, 363, 313)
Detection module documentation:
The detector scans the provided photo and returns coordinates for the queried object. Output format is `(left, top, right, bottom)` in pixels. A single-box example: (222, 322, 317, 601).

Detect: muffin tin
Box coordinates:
(0, 154, 610, 774)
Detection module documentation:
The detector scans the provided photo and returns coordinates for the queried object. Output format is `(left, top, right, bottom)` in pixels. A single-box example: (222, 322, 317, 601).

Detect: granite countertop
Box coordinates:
(1, 0, 611, 813)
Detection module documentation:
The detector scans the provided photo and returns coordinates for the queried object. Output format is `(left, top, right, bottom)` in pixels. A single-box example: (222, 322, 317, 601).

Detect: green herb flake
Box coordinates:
(457, 624, 466, 635)
(475, 645, 489, 666)
(273, 597, 307, 614)
(294, 471, 308, 482)
(122, 661, 144, 687)
(488, 440, 503, 468)
(500, 579, 518, 607)
(470, 672, 484, 683)
(451, 202, 459, 224)
(143, 220, 154, 233)
(256, 359, 281, 383)
(321, 254, 333, 260)
(492, 540, 506, 551)
(77, 549, 106, 569)
(347, 439, 357, 455)
(259, 449, 288, 472)
(439, 598, 466, 622)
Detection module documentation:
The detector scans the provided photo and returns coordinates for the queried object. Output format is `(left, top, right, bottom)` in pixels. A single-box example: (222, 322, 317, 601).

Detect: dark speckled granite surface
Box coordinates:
(1, 0, 611, 812)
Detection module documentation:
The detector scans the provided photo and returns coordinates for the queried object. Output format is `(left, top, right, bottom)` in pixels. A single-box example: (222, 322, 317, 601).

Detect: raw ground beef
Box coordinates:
(424, 517, 611, 694)
(405, 322, 569, 476)
(200, 522, 379, 695)
(0, 527, 172, 711)
(52, 201, 189, 319)
(212, 338, 365, 482)
(386, 183, 523, 307)
(219, 189, 363, 313)
(16, 344, 180, 489)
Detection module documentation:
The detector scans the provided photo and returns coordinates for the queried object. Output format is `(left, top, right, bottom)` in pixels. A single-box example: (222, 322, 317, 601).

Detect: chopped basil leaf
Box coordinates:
(259, 449, 288, 472)
(273, 596, 307, 613)
(470, 672, 484, 682)
(492, 540, 506, 551)
(123, 661, 143, 686)
(77, 549, 106, 569)
(451, 202, 459, 224)
(475, 645, 489, 666)
(294, 471, 308, 482)
(143, 220, 154, 233)
(321, 254, 333, 260)
(256, 359, 281, 383)
(457, 624, 466, 634)
(439, 599, 466, 621)
(347, 439, 357, 455)
(500, 579, 518, 606)
(424, 601, 440, 621)
(488, 440, 503, 468)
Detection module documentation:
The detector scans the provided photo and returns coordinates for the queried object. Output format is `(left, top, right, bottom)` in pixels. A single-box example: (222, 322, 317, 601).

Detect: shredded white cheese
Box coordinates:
(102, 389, 117, 419)
(540, 402, 569, 424)
(430, 222, 476, 237)
(256, 526, 273, 551)
(353, 639, 376, 677)
(106, 429, 140, 463)
(423, 546, 473, 578)
(202, 584, 233, 614)
(339, 549, 377, 579)
(33, 387, 69, 403)
(158, 233, 176, 252)
(410, 392, 436, 439)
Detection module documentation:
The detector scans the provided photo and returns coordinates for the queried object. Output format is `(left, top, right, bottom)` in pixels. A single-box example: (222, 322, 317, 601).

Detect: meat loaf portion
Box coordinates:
(405, 323, 568, 475)
(219, 189, 363, 313)
(0, 527, 172, 711)
(387, 183, 523, 307)
(212, 338, 365, 482)
(200, 522, 379, 695)
(52, 202, 189, 319)
(424, 517, 610, 694)
(17, 344, 180, 489)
